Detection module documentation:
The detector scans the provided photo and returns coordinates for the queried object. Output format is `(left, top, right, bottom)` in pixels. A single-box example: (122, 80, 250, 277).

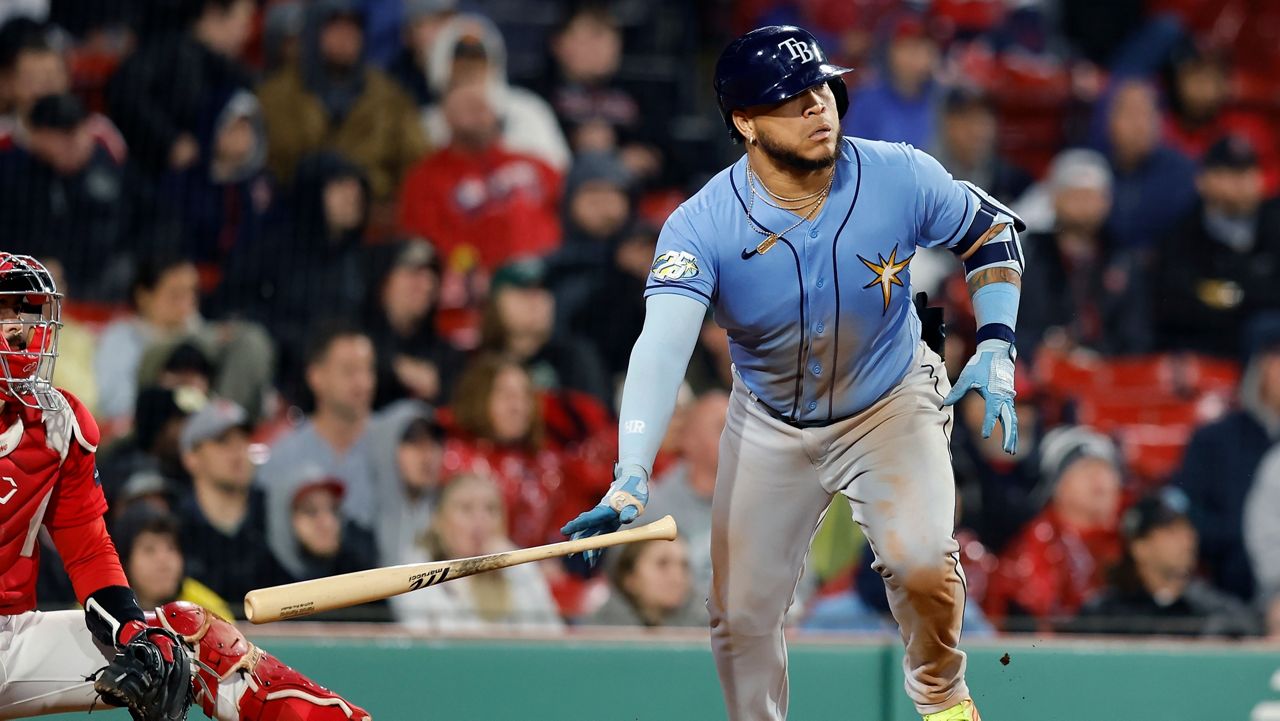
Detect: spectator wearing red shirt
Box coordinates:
(442, 354, 565, 548)
(398, 80, 561, 273)
(985, 426, 1124, 631)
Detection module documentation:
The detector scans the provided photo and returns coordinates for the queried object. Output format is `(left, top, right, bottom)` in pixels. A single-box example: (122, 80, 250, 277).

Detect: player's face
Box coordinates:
(0, 297, 30, 352)
(745, 83, 840, 172)
(623, 539, 691, 613)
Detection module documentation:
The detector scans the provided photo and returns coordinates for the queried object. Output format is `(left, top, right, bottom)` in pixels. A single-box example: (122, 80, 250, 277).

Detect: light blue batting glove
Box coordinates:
(942, 339, 1019, 454)
(560, 464, 649, 567)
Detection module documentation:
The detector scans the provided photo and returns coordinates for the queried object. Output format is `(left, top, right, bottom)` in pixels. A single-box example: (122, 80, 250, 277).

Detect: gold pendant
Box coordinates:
(756, 234, 777, 255)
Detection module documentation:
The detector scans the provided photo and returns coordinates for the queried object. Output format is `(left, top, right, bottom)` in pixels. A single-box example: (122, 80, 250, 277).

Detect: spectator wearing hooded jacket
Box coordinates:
(1175, 315, 1280, 601)
(368, 400, 445, 567)
(263, 464, 379, 587)
(155, 87, 272, 274)
(984, 426, 1124, 631)
(106, 0, 255, 179)
(418, 13, 569, 172)
(397, 79, 561, 273)
(364, 238, 465, 409)
(256, 0, 428, 202)
(215, 151, 370, 391)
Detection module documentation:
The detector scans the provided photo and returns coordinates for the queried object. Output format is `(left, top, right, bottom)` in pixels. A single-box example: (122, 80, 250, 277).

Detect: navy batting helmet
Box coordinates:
(714, 26, 853, 142)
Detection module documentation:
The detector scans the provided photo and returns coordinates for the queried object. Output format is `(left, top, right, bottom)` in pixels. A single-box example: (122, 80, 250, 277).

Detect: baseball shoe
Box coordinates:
(922, 698, 981, 721)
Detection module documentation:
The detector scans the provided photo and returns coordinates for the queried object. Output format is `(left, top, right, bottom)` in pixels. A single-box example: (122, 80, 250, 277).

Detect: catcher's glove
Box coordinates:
(92, 622, 193, 721)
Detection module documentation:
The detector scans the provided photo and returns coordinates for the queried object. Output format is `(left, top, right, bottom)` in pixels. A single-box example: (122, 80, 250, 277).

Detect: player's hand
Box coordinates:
(93, 620, 193, 721)
(942, 339, 1019, 454)
(560, 465, 649, 567)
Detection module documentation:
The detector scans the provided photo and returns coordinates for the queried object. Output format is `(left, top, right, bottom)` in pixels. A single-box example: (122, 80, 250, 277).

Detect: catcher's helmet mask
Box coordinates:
(714, 26, 854, 142)
(0, 254, 63, 412)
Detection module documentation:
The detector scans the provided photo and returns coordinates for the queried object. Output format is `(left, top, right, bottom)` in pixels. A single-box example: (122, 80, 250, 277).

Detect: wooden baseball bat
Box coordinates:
(243, 515, 678, 623)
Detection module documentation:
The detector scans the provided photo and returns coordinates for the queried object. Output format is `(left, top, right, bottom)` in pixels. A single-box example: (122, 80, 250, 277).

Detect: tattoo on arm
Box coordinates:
(967, 267, 1022, 294)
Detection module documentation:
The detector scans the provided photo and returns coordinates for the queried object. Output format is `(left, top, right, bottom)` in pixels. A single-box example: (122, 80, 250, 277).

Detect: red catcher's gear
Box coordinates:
(149, 601, 371, 721)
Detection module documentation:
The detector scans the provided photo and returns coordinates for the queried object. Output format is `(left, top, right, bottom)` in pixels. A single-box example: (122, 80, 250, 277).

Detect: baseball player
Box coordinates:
(562, 26, 1023, 721)
(0, 254, 369, 721)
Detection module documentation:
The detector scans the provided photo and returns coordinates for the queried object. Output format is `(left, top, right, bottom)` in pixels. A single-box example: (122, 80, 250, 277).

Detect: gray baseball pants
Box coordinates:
(710, 342, 969, 719)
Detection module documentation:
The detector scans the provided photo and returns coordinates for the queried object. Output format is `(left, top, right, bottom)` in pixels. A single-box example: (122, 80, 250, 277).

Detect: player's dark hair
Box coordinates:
(128, 254, 196, 310)
(302, 318, 370, 368)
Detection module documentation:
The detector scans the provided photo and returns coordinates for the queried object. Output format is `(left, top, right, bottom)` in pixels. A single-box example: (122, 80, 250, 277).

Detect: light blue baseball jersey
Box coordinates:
(646, 137, 977, 423)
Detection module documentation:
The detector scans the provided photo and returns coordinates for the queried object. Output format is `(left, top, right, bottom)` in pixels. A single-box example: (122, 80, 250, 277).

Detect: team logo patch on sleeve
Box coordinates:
(650, 251, 700, 281)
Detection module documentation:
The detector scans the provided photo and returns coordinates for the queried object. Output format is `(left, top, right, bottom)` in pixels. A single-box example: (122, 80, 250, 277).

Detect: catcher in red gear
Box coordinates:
(0, 254, 369, 721)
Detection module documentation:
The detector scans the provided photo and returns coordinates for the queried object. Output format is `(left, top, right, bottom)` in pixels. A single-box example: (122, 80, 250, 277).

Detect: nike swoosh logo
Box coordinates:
(741, 248, 758, 260)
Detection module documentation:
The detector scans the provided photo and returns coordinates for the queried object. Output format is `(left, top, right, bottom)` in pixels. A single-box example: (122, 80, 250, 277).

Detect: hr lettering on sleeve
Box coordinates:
(623, 420, 646, 434)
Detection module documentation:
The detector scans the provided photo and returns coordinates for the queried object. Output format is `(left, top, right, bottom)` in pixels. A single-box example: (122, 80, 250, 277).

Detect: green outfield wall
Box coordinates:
(47, 632, 1280, 721)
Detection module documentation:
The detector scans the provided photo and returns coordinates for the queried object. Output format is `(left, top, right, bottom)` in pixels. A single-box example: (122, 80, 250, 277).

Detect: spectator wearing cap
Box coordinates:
(933, 86, 1032, 204)
(1098, 79, 1198, 254)
(364, 238, 465, 409)
(260, 322, 378, 528)
(419, 13, 569, 172)
(1074, 490, 1260, 637)
(0, 92, 130, 300)
(387, 0, 457, 106)
(368, 400, 446, 566)
(1176, 315, 1280, 601)
(112, 503, 235, 620)
(984, 426, 1124, 631)
(1152, 136, 1280, 354)
(1018, 148, 1152, 361)
(478, 258, 610, 403)
(257, 0, 428, 201)
(844, 13, 940, 150)
(106, 0, 255, 179)
(263, 464, 379, 592)
(397, 79, 562, 273)
(176, 398, 291, 610)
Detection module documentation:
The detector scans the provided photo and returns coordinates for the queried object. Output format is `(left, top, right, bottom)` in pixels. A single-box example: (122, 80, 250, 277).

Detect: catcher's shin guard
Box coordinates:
(148, 601, 372, 720)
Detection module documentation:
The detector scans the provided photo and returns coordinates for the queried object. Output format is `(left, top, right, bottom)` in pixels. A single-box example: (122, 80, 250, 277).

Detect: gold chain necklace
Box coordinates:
(744, 164, 833, 255)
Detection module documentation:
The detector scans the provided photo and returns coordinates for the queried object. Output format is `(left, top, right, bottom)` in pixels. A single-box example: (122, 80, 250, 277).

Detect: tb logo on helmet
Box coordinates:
(777, 37, 815, 63)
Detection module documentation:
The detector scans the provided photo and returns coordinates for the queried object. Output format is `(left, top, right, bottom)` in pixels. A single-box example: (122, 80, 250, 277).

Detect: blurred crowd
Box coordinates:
(5, 0, 1280, 639)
